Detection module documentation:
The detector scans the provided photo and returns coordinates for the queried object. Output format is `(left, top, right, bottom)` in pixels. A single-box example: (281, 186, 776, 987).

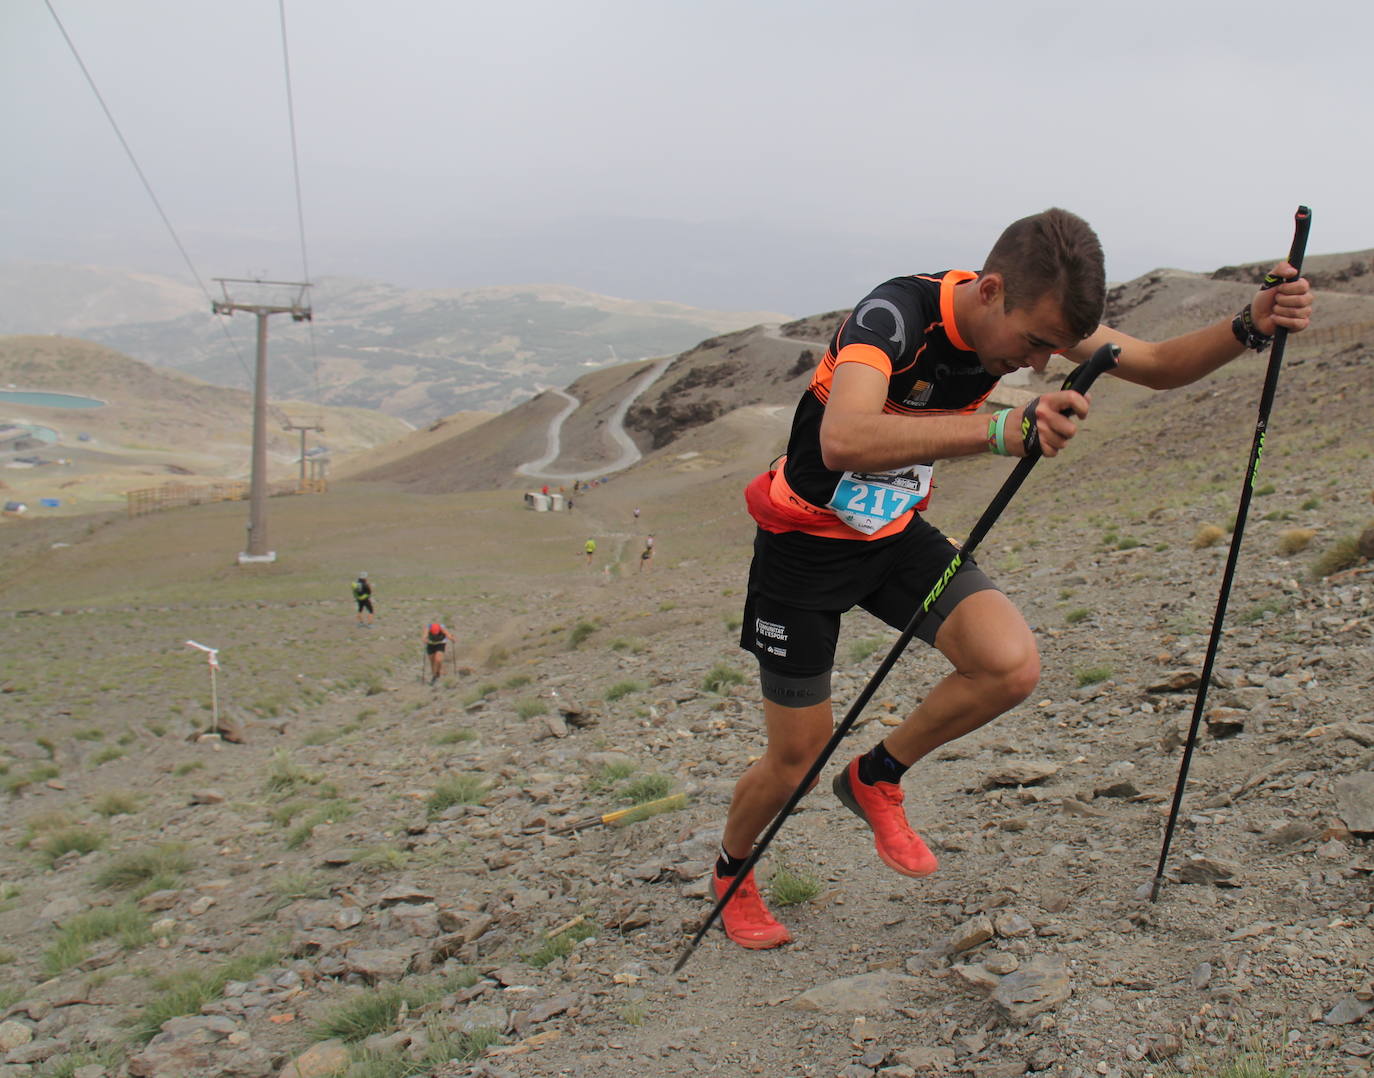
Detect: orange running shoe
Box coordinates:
(833, 756, 938, 878)
(712, 868, 793, 950)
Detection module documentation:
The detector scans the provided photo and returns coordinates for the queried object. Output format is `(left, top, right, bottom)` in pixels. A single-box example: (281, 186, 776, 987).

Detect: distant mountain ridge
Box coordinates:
(0, 263, 786, 425)
(354, 248, 1374, 494)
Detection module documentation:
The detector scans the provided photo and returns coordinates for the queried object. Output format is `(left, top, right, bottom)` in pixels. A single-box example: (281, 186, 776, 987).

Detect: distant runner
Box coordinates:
(639, 533, 655, 571)
(712, 207, 1314, 950)
(424, 620, 456, 684)
(353, 573, 374, 626)
(584, 538, 596, 567)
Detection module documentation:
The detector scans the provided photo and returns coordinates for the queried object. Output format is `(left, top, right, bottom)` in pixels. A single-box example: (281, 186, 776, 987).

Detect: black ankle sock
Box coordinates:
(858, 741, 909, 785)
(715, 845, 749, 878)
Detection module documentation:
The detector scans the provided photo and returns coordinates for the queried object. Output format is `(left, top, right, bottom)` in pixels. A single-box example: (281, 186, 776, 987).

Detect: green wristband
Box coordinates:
(988, 408, 1013, 456)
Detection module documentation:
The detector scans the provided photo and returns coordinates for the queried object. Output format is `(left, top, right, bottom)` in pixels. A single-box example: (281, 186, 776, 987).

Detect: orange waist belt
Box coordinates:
(743, 457, 914, 541)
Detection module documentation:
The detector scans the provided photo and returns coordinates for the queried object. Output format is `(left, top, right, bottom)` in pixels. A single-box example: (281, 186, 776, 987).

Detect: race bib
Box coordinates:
(826, 464, 933, 535)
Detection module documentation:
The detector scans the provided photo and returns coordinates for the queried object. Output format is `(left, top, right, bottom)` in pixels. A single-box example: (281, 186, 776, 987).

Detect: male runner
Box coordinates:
(714, 208, 1314, 949)
(353, 573, 374, 626)
(424, 620, 456, 684)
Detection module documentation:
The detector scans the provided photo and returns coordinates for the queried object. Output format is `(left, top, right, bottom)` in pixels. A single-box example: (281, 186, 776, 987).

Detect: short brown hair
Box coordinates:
(982, 208, 1105, 340)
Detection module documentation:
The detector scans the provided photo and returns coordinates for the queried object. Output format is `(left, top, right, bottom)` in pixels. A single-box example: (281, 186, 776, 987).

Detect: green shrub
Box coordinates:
(35, 827, 105, 867)
(313, 985, 423, 1042)
(1311, 535, 1362, 578)
(461, 683, 500, 706)
(1064, 607, 1091, 625)
(1074, 665, 1113, 688)
(768, 863, 822, 907)
(514, 697, 547, 719)
(702, 664, 746, 694)
(847, 636, 886, 663)
(605, 679, 646, 702)
(43, 904, 150, 975)
(427, 775, 487, 817)
(567, 620, 598, 649)
(586, 761, 636, 794)
(621, 774, 673, 804)
(94, 843, 191, 890)
(286, 800, 356, 849)
(90, 746, 125, 766)
(133, 948, 282, 1042)
(434, 728, 477, 745)
(1238, 598, 1288, 625)
(264, 749, 316, 794)
(525, 919, 596, 968)
(92, 790, 141, 817)
(19, 809, 77, 847)
(73, 728, 105, 742)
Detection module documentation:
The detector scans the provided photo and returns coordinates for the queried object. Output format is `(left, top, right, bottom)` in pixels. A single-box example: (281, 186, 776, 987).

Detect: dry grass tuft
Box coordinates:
(1192, 524, 1226, 549)
(1277, 528, 1315, 556)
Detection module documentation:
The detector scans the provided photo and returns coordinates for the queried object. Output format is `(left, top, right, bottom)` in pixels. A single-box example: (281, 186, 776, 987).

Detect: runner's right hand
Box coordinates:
(1014, 389, 1089, 458)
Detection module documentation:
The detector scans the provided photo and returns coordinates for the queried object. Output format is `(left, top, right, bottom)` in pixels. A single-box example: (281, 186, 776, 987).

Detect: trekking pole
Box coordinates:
(674, 342, 1120, 973)
(1149, 205, 1311, 902)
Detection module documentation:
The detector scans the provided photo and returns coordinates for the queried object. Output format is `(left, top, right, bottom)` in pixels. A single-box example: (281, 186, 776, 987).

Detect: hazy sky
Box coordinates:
(4, 0, 1371, 314)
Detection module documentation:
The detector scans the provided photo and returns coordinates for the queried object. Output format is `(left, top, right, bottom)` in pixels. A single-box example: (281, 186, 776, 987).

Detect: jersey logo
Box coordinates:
(854, 298, 906, 352)
(901, 379, 934, 408)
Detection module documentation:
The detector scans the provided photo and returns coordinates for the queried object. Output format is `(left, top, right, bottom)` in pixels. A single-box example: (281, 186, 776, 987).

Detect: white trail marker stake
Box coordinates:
(185, 640, 221, 735)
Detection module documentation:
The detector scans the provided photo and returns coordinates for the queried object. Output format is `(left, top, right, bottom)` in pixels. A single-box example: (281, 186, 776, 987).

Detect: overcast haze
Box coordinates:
(4, 1, 1371, 316)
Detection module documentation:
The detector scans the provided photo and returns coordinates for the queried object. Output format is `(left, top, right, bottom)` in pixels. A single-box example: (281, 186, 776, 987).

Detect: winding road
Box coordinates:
(514, 328, 834, 482)
(515, 355, 674, 481)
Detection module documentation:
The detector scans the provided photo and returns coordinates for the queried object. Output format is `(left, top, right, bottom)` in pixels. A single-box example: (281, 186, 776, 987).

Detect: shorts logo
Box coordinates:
(755, 619, 787, 641)
(755, 618, 788, 658)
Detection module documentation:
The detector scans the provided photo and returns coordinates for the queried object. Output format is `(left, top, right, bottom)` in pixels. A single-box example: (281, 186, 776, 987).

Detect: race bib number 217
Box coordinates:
(826, 464, 932, 535)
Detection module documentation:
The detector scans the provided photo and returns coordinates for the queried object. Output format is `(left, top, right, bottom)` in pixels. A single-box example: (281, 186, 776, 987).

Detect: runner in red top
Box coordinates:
(713, 207, 1315, 950)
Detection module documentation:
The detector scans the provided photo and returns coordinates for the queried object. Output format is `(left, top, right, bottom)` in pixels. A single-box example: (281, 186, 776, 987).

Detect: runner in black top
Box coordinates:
(424, 621, 456, 684)
(712, 207, 1314, 952)
(353, 573, 373, 626)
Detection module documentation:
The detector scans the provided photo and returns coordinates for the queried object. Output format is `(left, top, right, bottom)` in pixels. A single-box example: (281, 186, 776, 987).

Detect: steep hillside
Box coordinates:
(0, 293, 1369, 1077)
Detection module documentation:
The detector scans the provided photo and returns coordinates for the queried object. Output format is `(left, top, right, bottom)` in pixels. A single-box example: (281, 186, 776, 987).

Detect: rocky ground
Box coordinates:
(1, 335, 1372, 1078)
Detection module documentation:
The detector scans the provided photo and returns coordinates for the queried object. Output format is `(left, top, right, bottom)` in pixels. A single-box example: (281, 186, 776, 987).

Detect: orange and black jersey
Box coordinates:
(782, 270, 997, 511)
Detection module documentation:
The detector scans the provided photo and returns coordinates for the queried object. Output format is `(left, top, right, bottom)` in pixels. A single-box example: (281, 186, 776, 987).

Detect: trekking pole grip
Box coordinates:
(1059, 342, 1120, 399)
(1263, 205, 1312, 286)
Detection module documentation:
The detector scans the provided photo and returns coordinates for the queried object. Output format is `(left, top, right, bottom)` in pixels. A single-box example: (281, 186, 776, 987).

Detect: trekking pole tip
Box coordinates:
(671, 945, 694, 974)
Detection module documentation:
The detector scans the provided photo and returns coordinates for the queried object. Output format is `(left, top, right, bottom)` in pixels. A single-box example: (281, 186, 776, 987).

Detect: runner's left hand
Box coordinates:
(1252, 261, 1313, 335)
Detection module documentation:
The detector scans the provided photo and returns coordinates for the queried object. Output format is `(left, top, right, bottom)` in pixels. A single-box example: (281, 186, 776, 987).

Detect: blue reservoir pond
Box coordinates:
(0, 390, 106, 408)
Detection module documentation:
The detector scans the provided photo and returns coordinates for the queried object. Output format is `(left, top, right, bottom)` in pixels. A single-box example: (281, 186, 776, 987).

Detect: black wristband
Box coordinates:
(1231, 303, 1273, 352)
(1020, 396, 1041, 456)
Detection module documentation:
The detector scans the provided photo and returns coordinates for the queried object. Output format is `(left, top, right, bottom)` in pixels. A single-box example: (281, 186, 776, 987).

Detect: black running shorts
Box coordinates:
(739, 514, 998, 679)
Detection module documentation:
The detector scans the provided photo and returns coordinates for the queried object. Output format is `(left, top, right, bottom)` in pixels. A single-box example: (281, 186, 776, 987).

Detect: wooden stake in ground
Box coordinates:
(550, 793, 689, 833)
(184, 640, 221, 735)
